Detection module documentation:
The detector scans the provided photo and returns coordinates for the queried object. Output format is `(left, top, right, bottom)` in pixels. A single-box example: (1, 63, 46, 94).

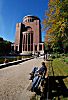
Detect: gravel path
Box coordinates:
(0, 56, 45, 100)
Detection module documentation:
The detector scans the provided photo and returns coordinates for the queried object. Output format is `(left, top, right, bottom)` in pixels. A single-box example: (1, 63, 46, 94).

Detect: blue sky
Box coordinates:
(0, 0, 48, 42)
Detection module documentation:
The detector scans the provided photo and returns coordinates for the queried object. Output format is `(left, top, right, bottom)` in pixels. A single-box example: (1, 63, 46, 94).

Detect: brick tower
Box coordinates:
(13, 15, 44, 55)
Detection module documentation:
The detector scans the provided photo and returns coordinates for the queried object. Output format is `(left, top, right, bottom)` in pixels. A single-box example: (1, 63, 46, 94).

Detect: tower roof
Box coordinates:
(23, 15, 40, 21)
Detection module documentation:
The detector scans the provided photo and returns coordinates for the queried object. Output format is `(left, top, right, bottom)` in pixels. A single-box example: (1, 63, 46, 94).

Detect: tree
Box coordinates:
(0, 37, 11, 56)
(43, 0, 68, 52)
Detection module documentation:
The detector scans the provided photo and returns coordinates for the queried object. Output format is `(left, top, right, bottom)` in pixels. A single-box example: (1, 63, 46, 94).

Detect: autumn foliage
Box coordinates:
(43, 0, 68, 52)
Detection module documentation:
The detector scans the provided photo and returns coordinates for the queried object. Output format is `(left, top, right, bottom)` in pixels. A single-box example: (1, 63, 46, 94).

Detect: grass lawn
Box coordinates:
(46, 55, 68, 100)
(49, 57, 68, 75)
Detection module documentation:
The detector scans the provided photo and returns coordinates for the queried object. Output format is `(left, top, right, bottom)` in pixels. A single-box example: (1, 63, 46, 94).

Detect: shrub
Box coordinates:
(52, 55, 56, 59)
(64, 58, 68, 64)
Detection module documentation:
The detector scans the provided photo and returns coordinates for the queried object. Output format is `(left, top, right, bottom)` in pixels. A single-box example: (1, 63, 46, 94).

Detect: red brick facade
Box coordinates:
(13, 15, 44, 54)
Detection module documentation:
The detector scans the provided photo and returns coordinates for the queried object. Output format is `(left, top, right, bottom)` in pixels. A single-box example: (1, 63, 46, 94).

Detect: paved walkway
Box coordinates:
(0, 56, 46, 100)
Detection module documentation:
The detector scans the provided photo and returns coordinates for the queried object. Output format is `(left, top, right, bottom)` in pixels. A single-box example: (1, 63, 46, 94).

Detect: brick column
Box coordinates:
(27, 34, 28, 51)
(26, 33, 27, 51)
(30, 33, 31, 51)
(24, 34, 26, 51)
(24, 34, 25, 51)
(23, 34, 24, 51)
(23, 34, 25, 51)
(22, 33, 23, 51)
(25, 33, 27, 51)
(33, 43, 35, 54)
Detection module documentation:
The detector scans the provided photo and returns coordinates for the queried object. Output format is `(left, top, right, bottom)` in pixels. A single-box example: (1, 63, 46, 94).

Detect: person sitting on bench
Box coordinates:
(30, 62, 47, 92)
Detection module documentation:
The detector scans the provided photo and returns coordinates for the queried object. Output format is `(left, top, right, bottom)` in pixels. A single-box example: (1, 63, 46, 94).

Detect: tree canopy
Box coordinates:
(43, 0, 68, 52)
(0, 37, 11, 55)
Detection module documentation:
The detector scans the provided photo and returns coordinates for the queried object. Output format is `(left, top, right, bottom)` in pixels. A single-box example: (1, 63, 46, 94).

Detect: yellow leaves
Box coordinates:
(43, 0, 67, 47)
(61, 23, 66, 29)
(46, 12, 51, 17)
(56, 7, 60, 14)
(45, 31, 57, 45)
(58, 21, 62, 26)
(59, 18, 66, 33)
(47, 28, 54, 34)
(43, 19, 47, 24)
(56, 0, 60, 4)
(56, 0, 59, 2)
(61, 33, 64, 38)
(52, 19, 56, 24)
(50, 8, 54, 14)
(49, 0, 54, 3)
(60, 23, 65, 33)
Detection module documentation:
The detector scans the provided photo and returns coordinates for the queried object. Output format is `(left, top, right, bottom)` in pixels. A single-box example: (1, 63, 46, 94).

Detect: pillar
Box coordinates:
(27, 34, 28, 51)
(30, 33, 31, 51)
(22, 34, 23, 51)
(25, 33, 27, 51)
(26, 33, 27, 51)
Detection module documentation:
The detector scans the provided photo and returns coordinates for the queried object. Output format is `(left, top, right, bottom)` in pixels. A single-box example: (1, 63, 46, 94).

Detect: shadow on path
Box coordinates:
(43, 76, 68, 99)
(29, 76, 68, 100)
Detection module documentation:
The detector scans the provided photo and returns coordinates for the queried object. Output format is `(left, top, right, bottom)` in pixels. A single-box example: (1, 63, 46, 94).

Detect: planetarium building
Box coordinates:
(12, 15, 44, 55)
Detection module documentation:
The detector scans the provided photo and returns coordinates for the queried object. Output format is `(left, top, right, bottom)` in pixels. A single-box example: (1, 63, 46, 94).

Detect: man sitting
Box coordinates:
(30, 62, 47, 93)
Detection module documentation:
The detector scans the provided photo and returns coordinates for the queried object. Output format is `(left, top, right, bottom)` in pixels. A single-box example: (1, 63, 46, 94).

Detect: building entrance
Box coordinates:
(35, 45, 37, 51)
